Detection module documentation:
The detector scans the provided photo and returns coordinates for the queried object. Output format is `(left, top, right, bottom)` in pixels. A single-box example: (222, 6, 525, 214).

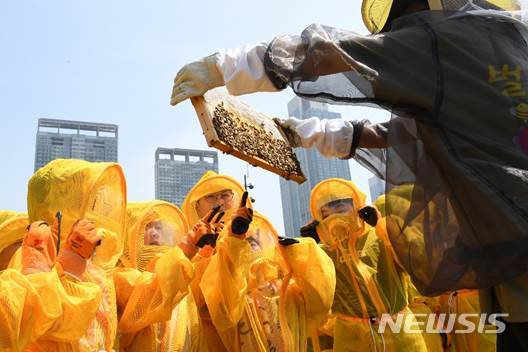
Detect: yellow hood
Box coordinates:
(122, 200, 188, 269)
(0, 211, 28, 254)
(181, 171, 245, 226)
(310, 178, 366, 222)
(28, 159, 127, 268)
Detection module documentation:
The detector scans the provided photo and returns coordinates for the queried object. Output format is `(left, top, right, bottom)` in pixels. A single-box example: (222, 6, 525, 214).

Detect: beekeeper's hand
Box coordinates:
(274, 117, 304, 148)
(170, 54, 224, 106)
(274, 117, 355, 159)
(170, 44, 279, 106)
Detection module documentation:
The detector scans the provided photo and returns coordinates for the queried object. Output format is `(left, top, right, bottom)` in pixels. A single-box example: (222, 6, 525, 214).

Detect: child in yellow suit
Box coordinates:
(307, 178, 429, 352)
(181, 171, 336, 352)
(200, 195, 336, 352)
(116, 200, 205, 352)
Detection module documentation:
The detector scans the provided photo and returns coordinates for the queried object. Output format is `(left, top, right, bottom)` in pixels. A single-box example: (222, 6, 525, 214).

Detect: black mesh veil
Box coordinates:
(264, 10, 528, 295)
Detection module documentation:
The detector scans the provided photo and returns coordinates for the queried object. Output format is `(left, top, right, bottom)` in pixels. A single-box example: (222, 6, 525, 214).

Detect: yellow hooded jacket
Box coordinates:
(115, 200, 198, 352)
(381, 186, 496, 352)
(183, 171, 335, 352)
(375, 195, 443, 352)
(8, 159, 129, 351)
(309, 178, 429, 352)
(181, 171, 246, 352)
(0, 211, 27, 270)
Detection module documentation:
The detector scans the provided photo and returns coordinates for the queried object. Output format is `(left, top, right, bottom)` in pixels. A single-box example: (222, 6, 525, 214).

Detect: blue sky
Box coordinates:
(0, 0, 388, 234)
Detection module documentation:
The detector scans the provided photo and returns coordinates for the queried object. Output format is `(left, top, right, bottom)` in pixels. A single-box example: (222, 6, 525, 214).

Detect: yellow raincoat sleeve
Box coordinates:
(199, 236, 251, 332)
(281, 238, 336, 333)
(190, 249, 214, 311)
(0, 268, 102, 351)
(115, 246, 194, 333)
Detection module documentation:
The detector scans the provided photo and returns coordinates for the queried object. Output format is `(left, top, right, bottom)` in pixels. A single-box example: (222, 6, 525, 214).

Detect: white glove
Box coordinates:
(275, 117, 355, 158)
(170, 54, 225, 106)
(170, 43, 278, 106)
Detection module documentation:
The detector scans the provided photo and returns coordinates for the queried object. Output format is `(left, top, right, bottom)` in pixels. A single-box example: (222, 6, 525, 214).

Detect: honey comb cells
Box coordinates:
(212, 102, 303, 177)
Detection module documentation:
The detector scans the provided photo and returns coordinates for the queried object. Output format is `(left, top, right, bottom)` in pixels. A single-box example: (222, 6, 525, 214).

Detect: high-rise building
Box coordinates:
(155, 148, 219, 206)
(279, 97, 351, 237)
(368, 176, 386, 203)
(35, 118, 118, 171)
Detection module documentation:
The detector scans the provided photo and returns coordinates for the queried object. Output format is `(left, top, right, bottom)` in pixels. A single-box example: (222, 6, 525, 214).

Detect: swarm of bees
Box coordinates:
(212, 102, 303, 177)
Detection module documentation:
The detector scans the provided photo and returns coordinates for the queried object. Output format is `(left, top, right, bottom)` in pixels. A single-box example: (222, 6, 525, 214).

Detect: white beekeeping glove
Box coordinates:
(274, 117, 355, 158)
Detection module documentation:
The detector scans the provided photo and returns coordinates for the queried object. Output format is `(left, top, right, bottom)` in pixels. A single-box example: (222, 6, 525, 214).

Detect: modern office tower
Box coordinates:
(34, 118, 118, 171)
(155, 148, 219, 206)
(279, 97, 352, 237)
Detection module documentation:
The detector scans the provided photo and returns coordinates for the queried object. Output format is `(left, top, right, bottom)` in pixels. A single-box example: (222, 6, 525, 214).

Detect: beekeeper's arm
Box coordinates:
(170, 25, 435, 157)
(170, 39, 367, 103)
(169, 41, 389, 158)
(170, 41, 387, 158)
(115, 245, 194, 333)
(275, 117, 389, 158)
(279, 237, 336, 332)
(199, 192, 253, 332)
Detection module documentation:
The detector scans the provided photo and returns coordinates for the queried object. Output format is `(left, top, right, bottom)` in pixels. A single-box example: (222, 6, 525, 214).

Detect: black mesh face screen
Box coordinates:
(264, 11, 528, 294)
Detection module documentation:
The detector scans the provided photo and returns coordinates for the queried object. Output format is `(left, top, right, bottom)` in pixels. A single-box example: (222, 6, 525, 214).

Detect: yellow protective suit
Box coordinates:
(116, 200, 202, 352)
(182, 170, 245, 228)
(182, 171, 335, 351)
(309, 178, 428, 352)
(0, 211, 27, 270)
(181, 170, 246, 351)
(200, 211, 336, 352)
(28, 158, 127, 272)
(20, 159, 129, 350)
(439, 290, 496, 352)
(0, 216, 110, 351)
(0, 267, 103, 352)
(115, 246, 194, 352)
(381, 187, 496, 352)
(375, 196, 443, 352)
(402, 275, 444, 352)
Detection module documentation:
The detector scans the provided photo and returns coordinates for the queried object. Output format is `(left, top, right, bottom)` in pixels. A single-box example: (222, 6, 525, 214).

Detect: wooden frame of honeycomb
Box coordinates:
(191, 96, 306, 184)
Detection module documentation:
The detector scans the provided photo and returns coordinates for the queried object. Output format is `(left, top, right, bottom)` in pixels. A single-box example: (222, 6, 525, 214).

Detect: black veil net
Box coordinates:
(264, 10, 528, 295)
